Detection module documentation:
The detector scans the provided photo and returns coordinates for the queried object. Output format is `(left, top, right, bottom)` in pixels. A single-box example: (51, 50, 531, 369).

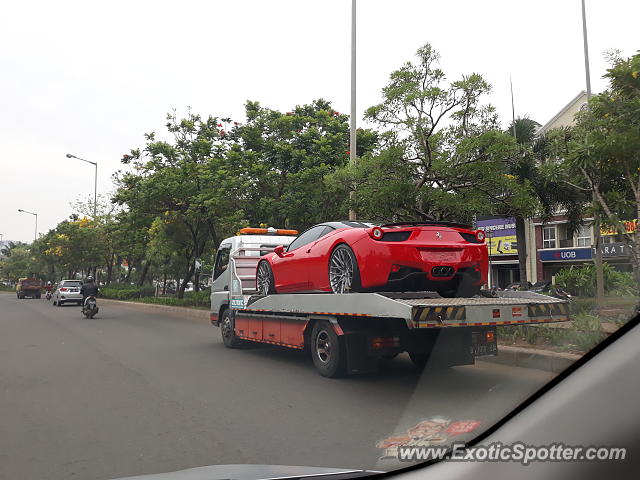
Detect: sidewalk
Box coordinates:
(480, 345, 580, 373)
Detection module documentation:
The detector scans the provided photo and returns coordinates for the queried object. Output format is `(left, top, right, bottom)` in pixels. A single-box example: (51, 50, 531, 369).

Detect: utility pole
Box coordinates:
(18, 209, 38, 241)
(348, 0, 357, 221)
(510, 76, 517, 141)
(581, 0, 605, 303)
(66, 153, 98, 218)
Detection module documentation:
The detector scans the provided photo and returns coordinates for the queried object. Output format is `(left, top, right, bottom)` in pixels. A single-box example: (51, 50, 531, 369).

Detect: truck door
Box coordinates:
(210, 243, 232, 322)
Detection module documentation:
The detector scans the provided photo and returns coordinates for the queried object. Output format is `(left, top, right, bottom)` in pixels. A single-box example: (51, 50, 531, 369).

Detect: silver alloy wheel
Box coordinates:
(315, 330, 331, 364)
(329, 248, 354, 293)
(221, 314, 232, 340)
(256, 262, 272, 295)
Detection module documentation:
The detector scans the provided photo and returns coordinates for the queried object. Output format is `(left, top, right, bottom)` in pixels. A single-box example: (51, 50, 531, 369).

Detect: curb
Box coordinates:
(100, 298, 210, 323)
(479, 345, 581, 373)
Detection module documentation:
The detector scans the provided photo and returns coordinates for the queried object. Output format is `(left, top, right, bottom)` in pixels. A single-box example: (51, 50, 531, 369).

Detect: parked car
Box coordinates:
(16, 277, 41, 299)
(52, 279, 84, 306)
(256, 221, 488, 297)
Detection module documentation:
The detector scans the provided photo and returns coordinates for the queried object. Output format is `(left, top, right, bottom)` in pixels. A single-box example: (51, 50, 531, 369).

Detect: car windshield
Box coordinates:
(1, 1, 639, 479)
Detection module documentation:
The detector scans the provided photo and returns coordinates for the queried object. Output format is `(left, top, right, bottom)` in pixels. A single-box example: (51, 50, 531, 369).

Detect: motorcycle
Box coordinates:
(82, 296, 99, 318)
(45, 290, 52, 301)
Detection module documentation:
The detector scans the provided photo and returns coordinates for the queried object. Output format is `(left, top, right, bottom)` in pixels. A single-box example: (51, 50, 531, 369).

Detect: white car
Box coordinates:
(53, 279, 83, 306)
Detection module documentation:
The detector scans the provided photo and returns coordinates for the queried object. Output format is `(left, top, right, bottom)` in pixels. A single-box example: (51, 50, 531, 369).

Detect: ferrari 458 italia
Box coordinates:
(256, 221, 488, 298)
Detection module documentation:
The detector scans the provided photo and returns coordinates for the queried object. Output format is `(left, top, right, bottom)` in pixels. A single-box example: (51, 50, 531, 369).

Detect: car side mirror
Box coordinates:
(274, 245, 285, 257)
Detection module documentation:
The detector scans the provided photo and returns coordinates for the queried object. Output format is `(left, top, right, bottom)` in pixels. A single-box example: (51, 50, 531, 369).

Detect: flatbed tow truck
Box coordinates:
(210, 230, 571, 377)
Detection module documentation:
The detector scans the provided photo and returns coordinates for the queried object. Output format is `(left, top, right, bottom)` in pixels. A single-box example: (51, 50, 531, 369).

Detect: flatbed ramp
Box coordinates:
(233, 290, 570, 328)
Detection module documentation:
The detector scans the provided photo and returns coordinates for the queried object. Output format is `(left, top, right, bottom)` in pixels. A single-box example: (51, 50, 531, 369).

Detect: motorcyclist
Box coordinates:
(45, 281, 53, 293)
(80, 276, 99, 305)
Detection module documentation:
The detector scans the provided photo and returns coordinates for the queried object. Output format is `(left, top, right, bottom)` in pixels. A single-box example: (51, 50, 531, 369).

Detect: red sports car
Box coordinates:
(256, 221, 488, 297)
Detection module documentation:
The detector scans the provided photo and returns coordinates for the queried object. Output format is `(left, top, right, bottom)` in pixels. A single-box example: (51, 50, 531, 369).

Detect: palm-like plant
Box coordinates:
(505, 119, 587, 289)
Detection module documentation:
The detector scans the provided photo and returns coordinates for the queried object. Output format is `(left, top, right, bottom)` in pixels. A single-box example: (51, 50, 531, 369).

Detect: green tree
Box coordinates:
(332, 43, 535, 226)
(504, 118, 587, 289)
(114, 109, 247, 298)
(234, 99, 377, 230)
(565, 52, 640, 283)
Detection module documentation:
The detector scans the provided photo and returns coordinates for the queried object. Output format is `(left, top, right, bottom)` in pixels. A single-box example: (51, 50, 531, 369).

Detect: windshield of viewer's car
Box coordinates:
(1, 1, 638, 479)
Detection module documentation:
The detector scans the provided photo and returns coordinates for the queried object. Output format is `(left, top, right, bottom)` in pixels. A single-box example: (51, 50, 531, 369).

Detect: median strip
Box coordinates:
(100, 298, 210, 323)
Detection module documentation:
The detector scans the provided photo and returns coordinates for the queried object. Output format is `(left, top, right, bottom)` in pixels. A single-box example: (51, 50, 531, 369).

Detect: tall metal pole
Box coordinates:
(581, 0, 592, 99)
(66, 154, 98, 218)
(581, 0, 604, 302)
(93, 162, 98, 218)
(510, 76, 517, 141)
(348, 0, 357, 221)
(18, 209, 38, 241)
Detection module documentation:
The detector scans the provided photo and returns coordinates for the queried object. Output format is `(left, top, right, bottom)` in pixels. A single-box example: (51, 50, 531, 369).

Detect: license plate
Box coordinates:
(471, 330, 497, 357)
(420, 250, 461, 262)
(471, 343, 497, 357)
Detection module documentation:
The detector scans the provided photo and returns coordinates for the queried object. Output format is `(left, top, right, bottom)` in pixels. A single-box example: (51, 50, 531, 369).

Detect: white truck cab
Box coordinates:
(210, 227, 298, 325)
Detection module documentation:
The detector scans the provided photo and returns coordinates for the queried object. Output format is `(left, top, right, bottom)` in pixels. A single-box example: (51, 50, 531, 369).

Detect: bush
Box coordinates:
(101, 284, 211, 307)
(101, 284, 155, 300)
(555, 263, 638, 297)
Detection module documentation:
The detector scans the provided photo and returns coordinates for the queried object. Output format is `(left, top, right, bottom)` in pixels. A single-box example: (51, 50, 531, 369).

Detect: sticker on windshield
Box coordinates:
(377, 416, 481, 460)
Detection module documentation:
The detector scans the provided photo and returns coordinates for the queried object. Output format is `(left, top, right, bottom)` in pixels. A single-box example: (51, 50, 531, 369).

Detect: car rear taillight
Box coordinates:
(60, 288, 68, 292)
(475, 230, 486, 242)
(368, 226, 384, 240)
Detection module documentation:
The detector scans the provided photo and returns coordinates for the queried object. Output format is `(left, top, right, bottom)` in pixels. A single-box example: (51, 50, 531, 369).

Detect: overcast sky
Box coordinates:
(1, 0, 638, 243)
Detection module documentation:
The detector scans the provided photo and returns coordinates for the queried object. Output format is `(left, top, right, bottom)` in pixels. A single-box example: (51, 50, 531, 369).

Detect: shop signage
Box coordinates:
(477, 217, 517, 255)
(594, 242, 631, 258)
(539, 247, 592, 262)
(600, 219, 637, 236)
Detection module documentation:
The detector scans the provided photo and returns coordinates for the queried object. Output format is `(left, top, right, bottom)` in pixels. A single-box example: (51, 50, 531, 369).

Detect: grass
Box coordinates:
(498, 309, 610, 354)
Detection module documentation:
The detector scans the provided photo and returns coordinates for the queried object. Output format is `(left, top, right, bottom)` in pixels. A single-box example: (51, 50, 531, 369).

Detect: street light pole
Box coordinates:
(18, 209, 38, 241)
(348, 0, 357, 221)
(581, 0, 592, 99)
(66, 153, 98, 217)
(580, 0, 604, 303)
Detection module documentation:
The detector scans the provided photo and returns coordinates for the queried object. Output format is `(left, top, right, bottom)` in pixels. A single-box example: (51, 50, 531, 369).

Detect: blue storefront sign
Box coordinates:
(539, 247, 593, 262)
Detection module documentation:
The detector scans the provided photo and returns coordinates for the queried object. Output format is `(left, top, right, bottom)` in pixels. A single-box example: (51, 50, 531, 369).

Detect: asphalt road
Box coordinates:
(0, 293, 555, 480)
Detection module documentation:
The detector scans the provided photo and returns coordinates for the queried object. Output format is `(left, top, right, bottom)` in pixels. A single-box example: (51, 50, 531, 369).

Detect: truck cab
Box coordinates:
(210, 227, 298, 325)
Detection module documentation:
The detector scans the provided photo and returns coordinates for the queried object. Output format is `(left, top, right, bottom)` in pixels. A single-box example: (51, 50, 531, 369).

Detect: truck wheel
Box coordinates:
(311, 321, 346, 378)
(328, 244, 362, 294)
(220, 308, 244, 348)
(256, 261, 276, 295)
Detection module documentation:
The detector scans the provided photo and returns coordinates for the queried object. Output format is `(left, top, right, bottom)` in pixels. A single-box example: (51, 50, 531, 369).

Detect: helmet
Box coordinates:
(86, 276, 94, 282)
(47, 281, 52, 285)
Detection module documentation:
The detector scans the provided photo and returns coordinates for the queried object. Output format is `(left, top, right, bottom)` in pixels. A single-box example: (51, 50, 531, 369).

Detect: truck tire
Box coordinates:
(220, 308, 244, 348)
(311, 320, 346, 378)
